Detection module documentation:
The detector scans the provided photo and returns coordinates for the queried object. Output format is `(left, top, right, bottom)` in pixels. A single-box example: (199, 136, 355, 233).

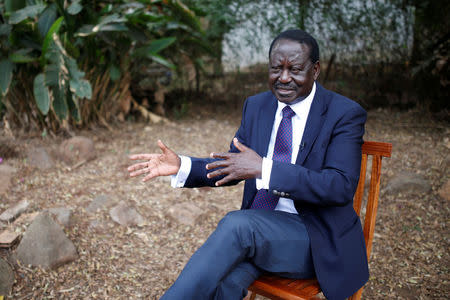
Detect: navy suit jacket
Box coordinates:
(184, 83, 369, 300)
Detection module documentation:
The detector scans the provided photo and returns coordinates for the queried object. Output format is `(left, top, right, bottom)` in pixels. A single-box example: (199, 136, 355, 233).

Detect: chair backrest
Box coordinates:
(349, 141, 392, 300)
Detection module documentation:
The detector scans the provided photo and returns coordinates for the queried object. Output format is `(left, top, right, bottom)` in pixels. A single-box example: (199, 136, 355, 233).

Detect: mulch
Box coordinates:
(0, 106, 448, 299)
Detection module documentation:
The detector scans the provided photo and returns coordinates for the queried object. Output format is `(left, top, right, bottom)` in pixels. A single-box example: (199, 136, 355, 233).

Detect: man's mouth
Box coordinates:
(276, 88, 295, 96)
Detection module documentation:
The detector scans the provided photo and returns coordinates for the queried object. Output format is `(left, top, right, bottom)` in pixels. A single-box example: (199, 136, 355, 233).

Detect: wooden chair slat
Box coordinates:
(247, 141, 392, 300)
(249, 276, 320, 300)
(353, 153, 368, 216)
(362, 155, 382, 260)
(361, 141, 392, 157)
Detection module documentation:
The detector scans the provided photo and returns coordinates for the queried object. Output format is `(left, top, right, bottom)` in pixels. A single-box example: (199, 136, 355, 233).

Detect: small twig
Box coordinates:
(67, 159, 88, 171)
(58, 287, 76, 293)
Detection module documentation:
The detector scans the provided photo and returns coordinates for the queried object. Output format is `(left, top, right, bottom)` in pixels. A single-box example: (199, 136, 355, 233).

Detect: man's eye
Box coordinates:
(271, 67, 280, 71)
(291, 68, 302, 73)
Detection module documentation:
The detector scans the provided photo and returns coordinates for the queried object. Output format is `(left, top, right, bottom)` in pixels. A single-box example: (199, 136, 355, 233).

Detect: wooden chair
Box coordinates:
(247, 141, 392, 300)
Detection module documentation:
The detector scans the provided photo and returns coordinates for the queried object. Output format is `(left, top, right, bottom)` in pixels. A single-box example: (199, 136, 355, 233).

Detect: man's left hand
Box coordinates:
(206, 138, 262, 186)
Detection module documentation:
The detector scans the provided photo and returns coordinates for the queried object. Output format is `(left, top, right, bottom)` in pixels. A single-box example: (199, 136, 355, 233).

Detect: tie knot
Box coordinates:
(282, 106, 295, 119)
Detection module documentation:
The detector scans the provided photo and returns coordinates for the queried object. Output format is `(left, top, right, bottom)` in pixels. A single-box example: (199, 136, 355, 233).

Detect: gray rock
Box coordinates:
(0, 164, 17, 195)
(16, 213, 78, 269)
(385, 171, 432, 195)
(47, 207, 72, 227)
(59, 136, 96, 165)
(168, 203, 203, 226)
(27, 147, 54, 170)
(109, 201, 145, 226)
(86, 195, 113, 213)
(0, 258, 14, 295)
(0, 200, 29, 223)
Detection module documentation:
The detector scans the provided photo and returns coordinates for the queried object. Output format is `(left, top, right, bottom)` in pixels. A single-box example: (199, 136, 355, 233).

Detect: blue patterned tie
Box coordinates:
(251, 106, 295, 209)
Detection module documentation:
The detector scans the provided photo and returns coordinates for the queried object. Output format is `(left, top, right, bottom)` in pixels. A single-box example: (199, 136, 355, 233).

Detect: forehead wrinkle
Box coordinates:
(270, 51, 304, 66)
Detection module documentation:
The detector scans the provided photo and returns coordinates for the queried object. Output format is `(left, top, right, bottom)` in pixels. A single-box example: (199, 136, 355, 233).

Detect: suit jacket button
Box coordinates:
(285, 193, 290, 197)
(273, 190, 278, 195)
(280, 192, 286, 197)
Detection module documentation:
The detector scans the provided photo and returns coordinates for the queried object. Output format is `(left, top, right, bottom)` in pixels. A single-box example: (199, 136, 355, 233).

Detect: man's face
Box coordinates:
(269, 39, 320, 103)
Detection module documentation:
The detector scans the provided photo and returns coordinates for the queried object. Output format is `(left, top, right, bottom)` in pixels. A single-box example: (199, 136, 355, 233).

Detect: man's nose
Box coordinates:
(279, 69, 291, 83)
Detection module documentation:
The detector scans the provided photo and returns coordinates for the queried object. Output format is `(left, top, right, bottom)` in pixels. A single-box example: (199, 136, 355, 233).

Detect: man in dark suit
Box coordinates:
(128, 29, 368, 300)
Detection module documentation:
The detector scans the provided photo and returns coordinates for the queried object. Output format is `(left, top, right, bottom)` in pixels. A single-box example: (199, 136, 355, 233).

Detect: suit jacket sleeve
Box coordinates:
(183, 99, 250, 188)
(270, 105, 367, 207)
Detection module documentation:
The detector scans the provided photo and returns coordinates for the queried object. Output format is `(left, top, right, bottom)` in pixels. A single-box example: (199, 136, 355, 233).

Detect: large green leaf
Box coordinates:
(0, 24, 12, 37)
(95, 23, 128, 32)
(0, 60, 14, 96)
(67, 94, 81, 122)
(38, 4, 57, 38)
(9, 4, 46, 24)
(167, 0, 203, 33)
(52, 86, 68, 120)
(134, 37, 177, 57)
(5, 0, 25, 13)
(9, 48, 37, 63)
(67, 0, 83, 15)
(69, 79, 92, 99)
(41, 17, 64, 63)
(44, 63, 63, 87)
(33, 73, 50, 115)
(43, 39, 66, 88)
(76, 14, 128, 36)
(147, 53, 176, 70)
(66, 57, 85, 80)
(109, 64, 121, 81)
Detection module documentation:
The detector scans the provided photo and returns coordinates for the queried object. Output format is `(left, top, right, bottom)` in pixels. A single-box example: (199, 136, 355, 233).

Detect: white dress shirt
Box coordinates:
(172, 82, 317, 214)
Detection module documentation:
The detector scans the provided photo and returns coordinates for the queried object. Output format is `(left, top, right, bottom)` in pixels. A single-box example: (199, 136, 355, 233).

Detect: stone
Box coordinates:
(12, 212, 38, 226)
(59, 136, 96, 165)
(0, 164, 17, 195)
(16, 212, 78, 269)
(167, 203, 203, 226)
(0, 229, 20, 248)
(47, 207, 72, 227)
(0, 200, 29, 223)
(438, 180, 450, 201)
(27, 147, 54, 170)
(109, 201, 145, 226)
(0, 258, 14, 296)
(86, 195, 113, 213)
(385, 171, 432, 195)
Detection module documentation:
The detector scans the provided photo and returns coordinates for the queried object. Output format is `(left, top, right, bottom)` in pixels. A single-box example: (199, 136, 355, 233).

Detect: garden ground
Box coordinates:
(0, 103, 449, 299)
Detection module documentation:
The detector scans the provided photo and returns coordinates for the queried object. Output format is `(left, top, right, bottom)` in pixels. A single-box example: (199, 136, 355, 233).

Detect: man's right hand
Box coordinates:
(128, 140, 181, 182)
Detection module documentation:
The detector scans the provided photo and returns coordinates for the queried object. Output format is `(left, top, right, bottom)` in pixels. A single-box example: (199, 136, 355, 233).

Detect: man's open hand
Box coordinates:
(128, 140, 181, 182)
(206, 138, 262, 186)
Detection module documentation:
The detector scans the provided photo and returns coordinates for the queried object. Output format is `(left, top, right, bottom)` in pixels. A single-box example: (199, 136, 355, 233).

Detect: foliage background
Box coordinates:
(0, 0, 448, 134)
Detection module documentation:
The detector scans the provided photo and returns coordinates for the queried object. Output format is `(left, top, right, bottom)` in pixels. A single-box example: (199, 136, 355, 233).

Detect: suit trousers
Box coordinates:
(160, 209, 315, 300)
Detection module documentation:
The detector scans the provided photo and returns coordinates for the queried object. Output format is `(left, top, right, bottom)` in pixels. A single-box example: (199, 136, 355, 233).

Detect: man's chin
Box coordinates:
(275, 93, 296, 103)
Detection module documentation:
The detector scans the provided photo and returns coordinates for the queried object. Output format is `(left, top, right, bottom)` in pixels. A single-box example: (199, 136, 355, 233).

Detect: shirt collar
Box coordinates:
(277, 81, 316, 117)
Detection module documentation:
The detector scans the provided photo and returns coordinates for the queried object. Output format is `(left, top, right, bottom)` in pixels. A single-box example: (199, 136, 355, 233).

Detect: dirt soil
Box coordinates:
(0, 105, 449, 299)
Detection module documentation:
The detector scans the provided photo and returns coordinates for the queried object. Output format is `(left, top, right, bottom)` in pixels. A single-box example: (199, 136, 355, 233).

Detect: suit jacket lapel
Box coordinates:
(257, 93, 278, 157)
(296, 83, 329, 165)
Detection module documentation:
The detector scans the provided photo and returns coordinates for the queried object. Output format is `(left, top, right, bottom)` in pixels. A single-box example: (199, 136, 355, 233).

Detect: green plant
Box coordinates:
(0, 0, 212, 131)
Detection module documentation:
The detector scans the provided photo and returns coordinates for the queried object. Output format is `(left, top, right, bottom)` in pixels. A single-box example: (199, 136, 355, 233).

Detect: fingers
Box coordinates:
(157, 140, 168, 152)
(206, 167, 227, 179)
(129, 166, 150, 178)
(233, 137, 248, 152)
(206, 159, 229, 170)
(142, 169, 161, 182)
(210, 152, 231, 159)
(215, 174, 234, 186)
(127, 161, 149, 173)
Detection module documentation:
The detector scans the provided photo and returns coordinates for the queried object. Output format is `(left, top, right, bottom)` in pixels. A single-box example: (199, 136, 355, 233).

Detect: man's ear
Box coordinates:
(313, 61, 321, 80)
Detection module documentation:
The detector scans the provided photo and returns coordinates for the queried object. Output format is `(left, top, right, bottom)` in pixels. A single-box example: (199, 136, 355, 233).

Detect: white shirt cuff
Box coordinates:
(170, 155, 191, 188)
(256, 157, 272, 190)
